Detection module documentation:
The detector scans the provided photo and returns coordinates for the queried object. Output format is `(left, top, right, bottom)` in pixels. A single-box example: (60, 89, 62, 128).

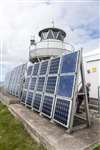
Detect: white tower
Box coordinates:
(29, 27, 74, 62)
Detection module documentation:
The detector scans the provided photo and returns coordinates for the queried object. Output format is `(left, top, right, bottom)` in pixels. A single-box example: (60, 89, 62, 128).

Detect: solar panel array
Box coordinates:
(21, 65, 34, 104)
(20, 51, 80, 128)
(5, 64, 26, 97)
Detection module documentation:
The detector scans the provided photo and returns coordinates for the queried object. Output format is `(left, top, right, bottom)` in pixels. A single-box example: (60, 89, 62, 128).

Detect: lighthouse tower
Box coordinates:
(29, 27, 74, 62)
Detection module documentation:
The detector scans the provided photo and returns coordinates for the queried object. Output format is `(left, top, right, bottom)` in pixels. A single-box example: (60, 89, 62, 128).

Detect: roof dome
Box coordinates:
(39, 27, 66, 41)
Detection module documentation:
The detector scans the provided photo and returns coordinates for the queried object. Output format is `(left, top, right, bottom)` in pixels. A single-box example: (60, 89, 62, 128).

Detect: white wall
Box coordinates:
(83, 49, 100, 99)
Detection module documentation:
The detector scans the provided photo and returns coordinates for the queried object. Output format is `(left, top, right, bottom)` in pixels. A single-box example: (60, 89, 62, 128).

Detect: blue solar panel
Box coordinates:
(37, 77, 45, 92)
(61, 52, 78, 73)
(41, 95, 53, 117)
(40, 61, 48, 75)
(29, 77, 37, 90)
(57, 75, 74, 98)
(27, 66, 33, 76)
(32, 93, 42, 111)
(26, 91, 33, 106)
(21, 90, 27, 103)
(49, 57, 60, 74)
(54, 98, 71, 126)
(46, 76, 57, 94)
(32, 63, 39, 76)
(24, 77, 30, 89)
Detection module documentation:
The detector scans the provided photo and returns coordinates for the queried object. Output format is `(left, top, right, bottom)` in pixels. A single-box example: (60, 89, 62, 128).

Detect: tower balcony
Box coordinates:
(29, 39, 74, 62)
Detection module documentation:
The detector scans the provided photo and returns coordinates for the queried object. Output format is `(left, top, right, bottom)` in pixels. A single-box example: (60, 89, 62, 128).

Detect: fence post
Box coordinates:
(98, 86, 100, 115)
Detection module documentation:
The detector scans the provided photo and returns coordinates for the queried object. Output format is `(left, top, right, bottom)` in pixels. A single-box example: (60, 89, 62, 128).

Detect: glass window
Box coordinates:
(43, 32, 47, 40)
(53, 31, 58, 39)
(57, 32, 62, 40)
(47, 30, 54, 39)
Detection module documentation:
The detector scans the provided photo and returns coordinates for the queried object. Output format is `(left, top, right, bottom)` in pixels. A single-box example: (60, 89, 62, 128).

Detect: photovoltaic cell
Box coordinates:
(40, 61, 48, 75)
(46, 76, 57, 94)
(29, 77, 37, 90)
(32, 63, 39, 76)
(49, 57, 60, 74)
(21, 90, 27, 103)
(26, 91, 33, 106)
(27, 66, 33, 76)
(33, 93, 42, 111)
(42, 95, 53, 117)
(37, 77, 45, 92)
(54, 98, 70, 126)
(57, 75, 74, 98)
(24, 77, 30, 89)
(61, 52, 78, 73)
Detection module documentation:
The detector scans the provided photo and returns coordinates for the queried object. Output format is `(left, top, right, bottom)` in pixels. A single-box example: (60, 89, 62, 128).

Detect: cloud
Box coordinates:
(0, 0, 99, 81)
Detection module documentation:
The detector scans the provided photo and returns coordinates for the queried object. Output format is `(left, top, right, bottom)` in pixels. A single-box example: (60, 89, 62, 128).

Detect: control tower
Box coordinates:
(29, 27, 74, 62)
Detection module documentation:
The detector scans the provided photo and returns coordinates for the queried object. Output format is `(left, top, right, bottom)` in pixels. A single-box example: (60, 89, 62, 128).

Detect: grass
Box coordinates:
(0, 102, 46, 150)
(93, 145, 100, 150)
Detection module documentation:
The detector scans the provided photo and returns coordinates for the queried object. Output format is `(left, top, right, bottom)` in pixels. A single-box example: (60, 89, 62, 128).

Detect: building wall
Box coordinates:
(83, 49, 100, 99)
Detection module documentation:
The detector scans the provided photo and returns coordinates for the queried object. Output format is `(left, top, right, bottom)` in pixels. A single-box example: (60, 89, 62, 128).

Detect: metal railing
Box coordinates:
(29, 40, 75, 52)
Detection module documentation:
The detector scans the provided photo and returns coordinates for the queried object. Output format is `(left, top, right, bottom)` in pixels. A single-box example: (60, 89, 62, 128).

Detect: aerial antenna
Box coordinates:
(51, 19, 55, 28)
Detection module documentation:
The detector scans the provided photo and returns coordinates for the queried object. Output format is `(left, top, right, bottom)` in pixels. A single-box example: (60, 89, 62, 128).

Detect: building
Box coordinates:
(29, 27, 74, 62)
(83, 49, 100, 99)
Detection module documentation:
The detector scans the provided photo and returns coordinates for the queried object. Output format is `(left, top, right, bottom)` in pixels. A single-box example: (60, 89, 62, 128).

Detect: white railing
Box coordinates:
(30, 40, 74, 52)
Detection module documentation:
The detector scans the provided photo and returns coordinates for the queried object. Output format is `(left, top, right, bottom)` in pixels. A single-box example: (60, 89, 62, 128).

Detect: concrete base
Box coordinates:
(0, 89, 100, 150)
(0, 88, 19, 106)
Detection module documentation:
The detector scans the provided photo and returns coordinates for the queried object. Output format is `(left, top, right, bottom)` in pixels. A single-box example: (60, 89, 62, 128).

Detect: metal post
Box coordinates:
(98, 86, 100, 115)
(67, 50, 81, 133)
(80, 48, 91, 127)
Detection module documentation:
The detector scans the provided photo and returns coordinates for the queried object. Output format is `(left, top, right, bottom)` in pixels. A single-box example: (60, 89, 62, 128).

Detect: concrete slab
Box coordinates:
(0, 88, 19, 106)
(8, 104, 100, 150)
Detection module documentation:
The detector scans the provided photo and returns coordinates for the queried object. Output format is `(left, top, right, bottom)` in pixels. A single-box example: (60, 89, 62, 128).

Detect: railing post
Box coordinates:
(98, 86, 100, 115)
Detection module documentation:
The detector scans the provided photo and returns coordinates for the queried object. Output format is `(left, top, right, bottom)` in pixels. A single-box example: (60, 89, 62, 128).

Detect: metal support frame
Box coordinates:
(80, 49, 90, 127)
(67, 49, 90, 133)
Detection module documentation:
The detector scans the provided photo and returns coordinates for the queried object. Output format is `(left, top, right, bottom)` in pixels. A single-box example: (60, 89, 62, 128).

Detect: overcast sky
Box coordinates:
(0, 0, 100, 81)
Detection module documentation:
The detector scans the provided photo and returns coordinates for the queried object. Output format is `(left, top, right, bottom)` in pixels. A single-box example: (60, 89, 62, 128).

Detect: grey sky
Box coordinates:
(0, 0, 100, 81)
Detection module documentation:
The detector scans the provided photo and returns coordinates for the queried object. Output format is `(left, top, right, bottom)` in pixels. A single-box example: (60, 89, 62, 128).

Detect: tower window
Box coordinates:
(47, 30, 54, 39)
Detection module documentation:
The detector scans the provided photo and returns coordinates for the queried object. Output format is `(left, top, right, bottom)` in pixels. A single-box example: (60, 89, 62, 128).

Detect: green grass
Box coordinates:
(93, 145, 100, 150)
(0, 102, 46, 150)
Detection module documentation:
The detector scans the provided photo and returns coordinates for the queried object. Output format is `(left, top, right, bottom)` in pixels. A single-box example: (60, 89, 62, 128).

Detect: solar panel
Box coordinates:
(46, 76, 57, 94)
(27, 66, 33, 76)
(57, 75, 75, 98)
(61, 52, 78, 73)
(24, 77, 30, 89)
(40, 61, 48, 75)
(15, 64, 25, 97)
(26, 91, 33, 106)
(53, 51, 79, 127)
(32, 93, 42, 111)
(41, 95, 54, 118)
(49, 57, 60, 74)
(29, 77, 37, 90)
(36, 77, 45, 92)
(32, 63, 39, 76)
(21, 90, 27, 103)
(53, 98, 71, 127)
(6, 51, 82, 129)
(12, 67, 21, 95)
